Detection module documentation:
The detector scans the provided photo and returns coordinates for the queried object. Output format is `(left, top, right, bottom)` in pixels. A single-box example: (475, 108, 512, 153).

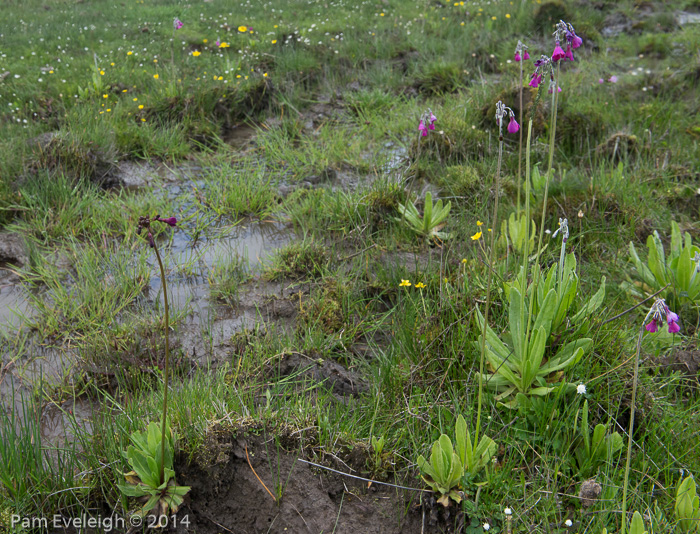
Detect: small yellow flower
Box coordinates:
(399, 279, 411, 287)
(471, 231, 482, 241)
(263, 72, 268, 77)
(153, 74, 159, 79)
(133, 97, 138, 101)
(153, 59, 158, 63)
(110, 62, 115, 66)
(138, 104, 144, 109)
(141, 118, 146, 122)
(103, 94, 108, 99)
(477, 220, 483, 226)
(218, 42, 230, 48)
(49, 70, 54, 74)
(192, 50, 201, 57)
(218, 76, 223, 81)
(380, 12, 385, 16)
(106, 108, 111, 112)
(491, 16, 497, 20)
(127, 51, 133, 56)
(203, 39, 208, 43)
(271, 39, 277, 44)
(506, 13, 511, 18)
(414, 282, 426, 289)
(100, 70, 105, 75)
(122, 89, 128, 92)
(461, 258, 467, 264)
(238, 25, 247, 32)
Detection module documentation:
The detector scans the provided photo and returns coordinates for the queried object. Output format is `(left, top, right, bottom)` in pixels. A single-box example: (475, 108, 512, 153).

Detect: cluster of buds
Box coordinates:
(645, 298, 680, 334)
(514, 40, 530, 62)
(529, 55, 552, 89)
(137, 215, 178, 248)
(418, 109, 437, 137)
(495, 101, 519, 136)
(173, 18, 184, 30)
(552, 20, 582, 63)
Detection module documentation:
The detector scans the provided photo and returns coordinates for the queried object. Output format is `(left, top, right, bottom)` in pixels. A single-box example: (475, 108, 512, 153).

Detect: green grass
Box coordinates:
(0, 0, 699, 531)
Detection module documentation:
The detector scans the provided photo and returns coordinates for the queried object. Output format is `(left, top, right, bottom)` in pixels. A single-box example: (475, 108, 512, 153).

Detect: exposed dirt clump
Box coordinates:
(268, 351, 369, 398)
(175, 429, 425, 534)
(659, 348, 700, 389)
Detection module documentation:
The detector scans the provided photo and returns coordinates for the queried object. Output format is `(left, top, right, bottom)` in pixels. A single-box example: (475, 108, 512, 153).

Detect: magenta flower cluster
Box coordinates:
(645, 299, 680, 334)
(137, 215, 178, 248)
(514, 40, 530, 63)
(418, 109, 437, 137)
(551, 20, 582, 63)
(173, 18, 184, 30)
(528, 56, 551, 89)
(495, 101, 519, 135)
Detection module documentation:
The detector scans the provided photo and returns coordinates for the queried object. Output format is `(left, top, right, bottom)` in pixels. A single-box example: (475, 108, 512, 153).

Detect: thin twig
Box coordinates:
(297, 459, 431, 493)
(245, 444, 277, 502)
(600, 284, 670, 326)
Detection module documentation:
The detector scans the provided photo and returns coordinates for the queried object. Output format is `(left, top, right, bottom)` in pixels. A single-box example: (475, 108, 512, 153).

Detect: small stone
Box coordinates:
(579, 479, 602, 508)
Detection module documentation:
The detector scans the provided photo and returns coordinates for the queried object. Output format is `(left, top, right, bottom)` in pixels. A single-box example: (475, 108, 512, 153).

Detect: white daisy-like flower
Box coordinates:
(483, 523, 490, 531)
(577, 384, 587, 395)
(565, 519, 573, 527)
(504, 508, 512, 515)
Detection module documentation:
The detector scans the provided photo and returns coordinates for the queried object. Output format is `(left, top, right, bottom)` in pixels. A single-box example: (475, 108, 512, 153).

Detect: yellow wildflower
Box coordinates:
(138, 104, 144, 109)
(192, 50, 201, 57)
(477, 220, 483, 226)
(414, 282, 426, 289)
(153, 74, 159, 79)
(471, 231, 482, 241)
(127, 51, 133, 55)
(238, 25, 247, 32)
(399, 279, 411, 287)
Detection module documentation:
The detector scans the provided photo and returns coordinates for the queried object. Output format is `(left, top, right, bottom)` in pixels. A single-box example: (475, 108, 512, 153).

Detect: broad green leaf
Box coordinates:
(629, 511, 648, 534)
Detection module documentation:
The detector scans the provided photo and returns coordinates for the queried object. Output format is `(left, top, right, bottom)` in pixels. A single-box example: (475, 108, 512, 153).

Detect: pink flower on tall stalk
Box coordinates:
(644, 299, 680, 334)
(552, 41, 566, 62)
(173, 18, 184, 30)
(514, 40, 529, 62)
(496, 101, 518, 135)
(418, 120, 427, 137)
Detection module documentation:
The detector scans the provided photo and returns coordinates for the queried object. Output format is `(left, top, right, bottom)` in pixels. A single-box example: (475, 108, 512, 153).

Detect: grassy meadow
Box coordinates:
(1, 0, 700, 531)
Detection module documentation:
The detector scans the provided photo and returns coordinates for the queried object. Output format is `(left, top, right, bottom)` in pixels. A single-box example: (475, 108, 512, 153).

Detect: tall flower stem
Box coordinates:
(475, 125, 505, 444)
(620, 324, 644, 534)
(521, 120, 533, 344)
(152, 242, 171, 486)
(517, 60, 524, 216)
(525, 61, 561, 337)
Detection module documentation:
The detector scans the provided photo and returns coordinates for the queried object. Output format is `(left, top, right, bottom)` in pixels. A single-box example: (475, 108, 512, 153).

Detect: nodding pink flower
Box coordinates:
(529, 73, 542, 88)
(523, 50, 530, 60)
(571, 33, 583, 49)
(428, 111, 437, 130)
(565, 45, 574, 61)
(507, 116, 519, 134)
(548, 85, 562, 94)
(552, 41, 566, 62)
(598, 78, 605, 84)
(645, 299, 680, 335)
(514, 52, 521, 62)
(173, 18, 184, 30)
(608, 75, 618, 83)
(156, 216, 178, 227)
(419, 120, 428, 137)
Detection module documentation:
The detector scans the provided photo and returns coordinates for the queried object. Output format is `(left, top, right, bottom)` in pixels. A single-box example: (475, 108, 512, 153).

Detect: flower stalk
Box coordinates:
(137, 214, 177, 485)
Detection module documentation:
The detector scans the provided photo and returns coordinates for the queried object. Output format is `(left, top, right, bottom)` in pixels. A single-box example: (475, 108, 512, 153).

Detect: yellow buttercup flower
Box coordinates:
(477, 220, 483, 226)
(414, 282, 426, 289)
(192, 50, 201, 57)
(238, 25, 248, 32)
(399, 279, 411, 287)
(471, 231, 482, 241)
(127, 51, 133, 56)
(153, 74, 159, 79)
(138, 104, 144, 109)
